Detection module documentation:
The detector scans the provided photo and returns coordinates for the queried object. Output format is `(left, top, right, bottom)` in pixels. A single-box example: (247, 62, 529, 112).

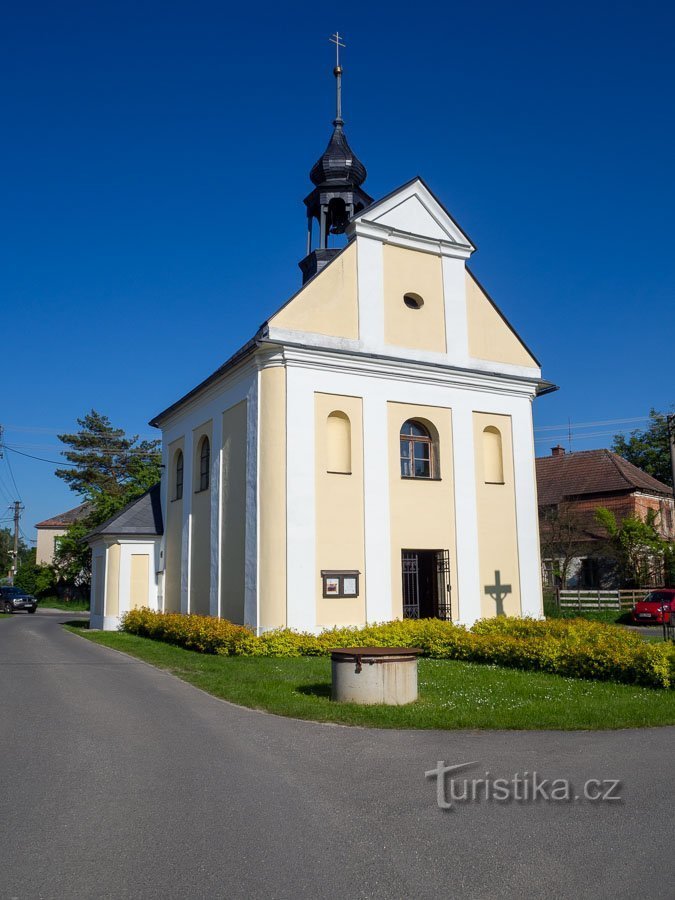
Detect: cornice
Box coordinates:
(265, 342, 541, 399)
(348, 219, 473, 260)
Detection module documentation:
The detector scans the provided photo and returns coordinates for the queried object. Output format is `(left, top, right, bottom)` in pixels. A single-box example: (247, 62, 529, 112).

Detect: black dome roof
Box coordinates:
(309, 119, 367, 188)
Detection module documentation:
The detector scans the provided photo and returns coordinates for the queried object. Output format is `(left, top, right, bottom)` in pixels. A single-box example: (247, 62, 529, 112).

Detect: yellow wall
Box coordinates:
(130, 554, 149, 609)
(473, 413, 521, 617)
(190, 422, 213, 615)
(270, 242, 359, 339)
(315, 393, 366, 627)
(383, 245, 447, 353)
(466, 272, 538, 367)
(36, 527, 67, 565)
(387, 403, 457, 620)
(105, 543, 121, 618)
(164, 438, 184, 613)
(220, 401, 247, 623)
(258, 368, 287, 629)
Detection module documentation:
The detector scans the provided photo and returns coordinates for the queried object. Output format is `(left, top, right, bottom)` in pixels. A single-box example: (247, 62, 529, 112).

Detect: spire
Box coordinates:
(331, 31, 345, 123)
(299, 33, 372, 284)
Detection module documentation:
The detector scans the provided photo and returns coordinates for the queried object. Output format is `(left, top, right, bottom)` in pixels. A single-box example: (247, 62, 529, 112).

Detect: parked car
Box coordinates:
(0, 586, 38, 614)
(631, 589, 675, 625)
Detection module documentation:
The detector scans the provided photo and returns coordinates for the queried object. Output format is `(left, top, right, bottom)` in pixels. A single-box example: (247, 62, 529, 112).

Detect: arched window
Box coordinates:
(483, 426, 504, 484)
(174, 450, 184, 501)
(400, 420, 435, 479)
(326, 411, 351, 474)
(198, 437, 210, 492)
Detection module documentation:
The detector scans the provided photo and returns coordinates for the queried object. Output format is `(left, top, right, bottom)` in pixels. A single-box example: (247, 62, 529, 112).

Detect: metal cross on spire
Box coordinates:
(329, 31, 345, 67)
(329, 32, 346, 122)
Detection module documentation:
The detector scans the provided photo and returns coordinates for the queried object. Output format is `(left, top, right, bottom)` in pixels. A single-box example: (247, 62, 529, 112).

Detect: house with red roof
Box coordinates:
(35, 503, 91, 566)
(536, 446, 674, 588)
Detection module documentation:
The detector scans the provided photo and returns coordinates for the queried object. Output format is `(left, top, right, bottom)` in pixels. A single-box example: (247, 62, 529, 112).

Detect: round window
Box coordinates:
(403, 293, 424, 309)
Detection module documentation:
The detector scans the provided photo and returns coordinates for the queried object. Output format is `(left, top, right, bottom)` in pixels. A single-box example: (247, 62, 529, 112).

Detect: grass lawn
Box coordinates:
(65, 626, 675, 730)
(39, 598, 90, 612)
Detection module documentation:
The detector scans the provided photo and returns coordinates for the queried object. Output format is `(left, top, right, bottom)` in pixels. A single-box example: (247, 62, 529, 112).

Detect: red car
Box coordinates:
(631, 589, 675, 625)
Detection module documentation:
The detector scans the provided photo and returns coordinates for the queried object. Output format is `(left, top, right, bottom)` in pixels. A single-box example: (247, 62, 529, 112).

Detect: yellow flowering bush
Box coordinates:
(120, 609, 675, 689)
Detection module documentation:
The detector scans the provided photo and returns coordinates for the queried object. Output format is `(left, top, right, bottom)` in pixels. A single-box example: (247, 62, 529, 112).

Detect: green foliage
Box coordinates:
(121, 609, 675, 689)
(594, 506, 667, 587)
(56, 410, 161, 504)
(53, 410, 162, 589)
(0, 526, 29, 577)
(612, 407, 674, 488)
(14, 555, 57, 597)
(665, 544, 675, 588)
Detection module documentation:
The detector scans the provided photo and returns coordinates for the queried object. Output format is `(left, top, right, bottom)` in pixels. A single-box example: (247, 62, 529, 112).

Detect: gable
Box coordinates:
(269, 242, 358, 339)
(466, 271, 538, 368)
(352, 177, 475, 253)
(383, 245, 446, 353)
(372, 195, 451, 241)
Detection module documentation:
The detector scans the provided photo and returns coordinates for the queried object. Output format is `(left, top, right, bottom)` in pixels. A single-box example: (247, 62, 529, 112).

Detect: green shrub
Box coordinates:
(120, 609, 675, 689)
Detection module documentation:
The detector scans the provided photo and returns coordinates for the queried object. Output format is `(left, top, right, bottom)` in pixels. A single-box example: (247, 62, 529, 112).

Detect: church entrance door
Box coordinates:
(401, 550, 451, 620)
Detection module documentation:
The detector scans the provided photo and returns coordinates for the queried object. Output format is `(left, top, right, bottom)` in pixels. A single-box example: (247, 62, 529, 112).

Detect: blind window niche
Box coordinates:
(326, 411, 351, 474)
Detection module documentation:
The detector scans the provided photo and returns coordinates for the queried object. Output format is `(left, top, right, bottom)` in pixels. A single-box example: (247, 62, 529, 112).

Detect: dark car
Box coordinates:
(0, 586, 38, 614)
(631, 589, 675, 625)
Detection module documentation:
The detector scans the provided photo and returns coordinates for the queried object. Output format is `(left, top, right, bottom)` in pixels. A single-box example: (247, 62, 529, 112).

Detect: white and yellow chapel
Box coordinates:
(88, 58, 555, 632)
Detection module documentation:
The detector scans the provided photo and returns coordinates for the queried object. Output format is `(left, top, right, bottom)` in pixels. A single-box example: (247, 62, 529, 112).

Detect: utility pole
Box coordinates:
(11, 500, 23, 582)
(667, 414, 675, 492)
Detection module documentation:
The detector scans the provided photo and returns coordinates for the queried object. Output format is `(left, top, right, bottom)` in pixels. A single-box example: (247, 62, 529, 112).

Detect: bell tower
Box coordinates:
(299, 33, 372, 284)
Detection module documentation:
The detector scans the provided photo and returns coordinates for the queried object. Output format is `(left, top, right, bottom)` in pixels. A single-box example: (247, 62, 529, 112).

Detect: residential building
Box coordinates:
(537, 445, 674, 588)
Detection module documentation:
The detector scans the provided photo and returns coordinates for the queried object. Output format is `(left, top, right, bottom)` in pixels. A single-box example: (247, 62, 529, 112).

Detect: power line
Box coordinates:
(534, 415, 650, 433)
(4, 452, 22, 502)
(1, 445, 78, 467)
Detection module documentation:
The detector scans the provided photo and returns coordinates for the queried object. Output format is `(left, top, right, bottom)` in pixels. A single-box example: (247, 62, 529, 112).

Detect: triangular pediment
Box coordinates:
(350, 177, 475, 253)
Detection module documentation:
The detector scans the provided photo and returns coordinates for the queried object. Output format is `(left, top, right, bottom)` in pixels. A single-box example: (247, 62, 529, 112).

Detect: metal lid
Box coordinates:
(329, 647, 422, 658)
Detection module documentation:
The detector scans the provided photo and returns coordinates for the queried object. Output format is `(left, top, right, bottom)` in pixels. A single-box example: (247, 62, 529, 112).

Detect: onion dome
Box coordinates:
(310, 119, 368, 188)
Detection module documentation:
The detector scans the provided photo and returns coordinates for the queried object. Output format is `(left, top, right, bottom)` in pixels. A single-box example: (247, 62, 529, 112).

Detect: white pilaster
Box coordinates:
(512, 399, 544, 618)
(285, 365, 316, 631)
(451, 404, 482, 626)
(362, 392, 393, 623)
(243, 375, 259, 630)
(442, 255, 470, 367)
(180, 430, 193, 614)
(210, 413, 223, 618)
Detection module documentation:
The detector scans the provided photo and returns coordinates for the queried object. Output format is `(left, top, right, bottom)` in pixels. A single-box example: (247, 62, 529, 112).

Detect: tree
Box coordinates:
(612, 408, 674, 488)
(539, 502, 588, 588)
(594, 507, 666, 587)
(0, 526, 29, 579)
(53, 411, 162, 589)
(56, 410, 161, 508)
(14, 550, 57, 597)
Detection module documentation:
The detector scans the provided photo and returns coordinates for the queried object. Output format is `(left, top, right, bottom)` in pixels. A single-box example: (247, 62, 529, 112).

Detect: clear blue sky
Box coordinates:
(2, 0, 674, 544)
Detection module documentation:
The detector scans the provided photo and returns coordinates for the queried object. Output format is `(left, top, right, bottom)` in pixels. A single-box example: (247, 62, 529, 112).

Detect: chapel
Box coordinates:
(88, 54, 555, 631)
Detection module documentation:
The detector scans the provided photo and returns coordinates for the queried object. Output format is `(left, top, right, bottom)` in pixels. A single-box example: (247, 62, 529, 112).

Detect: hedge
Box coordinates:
(120, 608, 675, 689)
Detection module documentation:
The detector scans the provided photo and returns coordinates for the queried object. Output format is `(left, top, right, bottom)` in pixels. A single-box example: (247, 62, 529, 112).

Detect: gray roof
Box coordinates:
(86, 483, 163, 540)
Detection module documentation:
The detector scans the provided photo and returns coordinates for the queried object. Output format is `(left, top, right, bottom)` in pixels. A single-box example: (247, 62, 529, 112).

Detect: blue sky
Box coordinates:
(2, 0, 674, 544)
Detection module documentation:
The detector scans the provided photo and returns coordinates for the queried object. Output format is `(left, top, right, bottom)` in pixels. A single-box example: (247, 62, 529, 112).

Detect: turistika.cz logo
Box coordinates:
(425, 761, 622, 810)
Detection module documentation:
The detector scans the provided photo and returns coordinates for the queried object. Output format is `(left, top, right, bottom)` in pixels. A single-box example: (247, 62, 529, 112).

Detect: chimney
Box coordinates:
(551, 445, 566, 457)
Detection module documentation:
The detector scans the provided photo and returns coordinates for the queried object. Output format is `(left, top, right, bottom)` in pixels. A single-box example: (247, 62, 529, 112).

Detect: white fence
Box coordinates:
(555, 589, 660, 611)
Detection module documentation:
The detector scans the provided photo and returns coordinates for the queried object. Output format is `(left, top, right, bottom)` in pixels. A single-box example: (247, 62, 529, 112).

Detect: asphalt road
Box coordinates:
(1, 612, 673, 900)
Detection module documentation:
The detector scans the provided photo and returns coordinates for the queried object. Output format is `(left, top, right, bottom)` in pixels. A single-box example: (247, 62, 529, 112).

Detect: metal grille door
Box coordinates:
(402, 551, 420, 618)
(434, 550, 451, 620)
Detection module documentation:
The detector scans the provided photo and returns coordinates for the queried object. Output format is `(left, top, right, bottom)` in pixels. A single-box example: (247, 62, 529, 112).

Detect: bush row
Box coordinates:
(120, 608, 675, 689)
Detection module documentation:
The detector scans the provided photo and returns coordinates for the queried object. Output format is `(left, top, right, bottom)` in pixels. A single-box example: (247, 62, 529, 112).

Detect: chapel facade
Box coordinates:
(88, 63, 554, 631)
